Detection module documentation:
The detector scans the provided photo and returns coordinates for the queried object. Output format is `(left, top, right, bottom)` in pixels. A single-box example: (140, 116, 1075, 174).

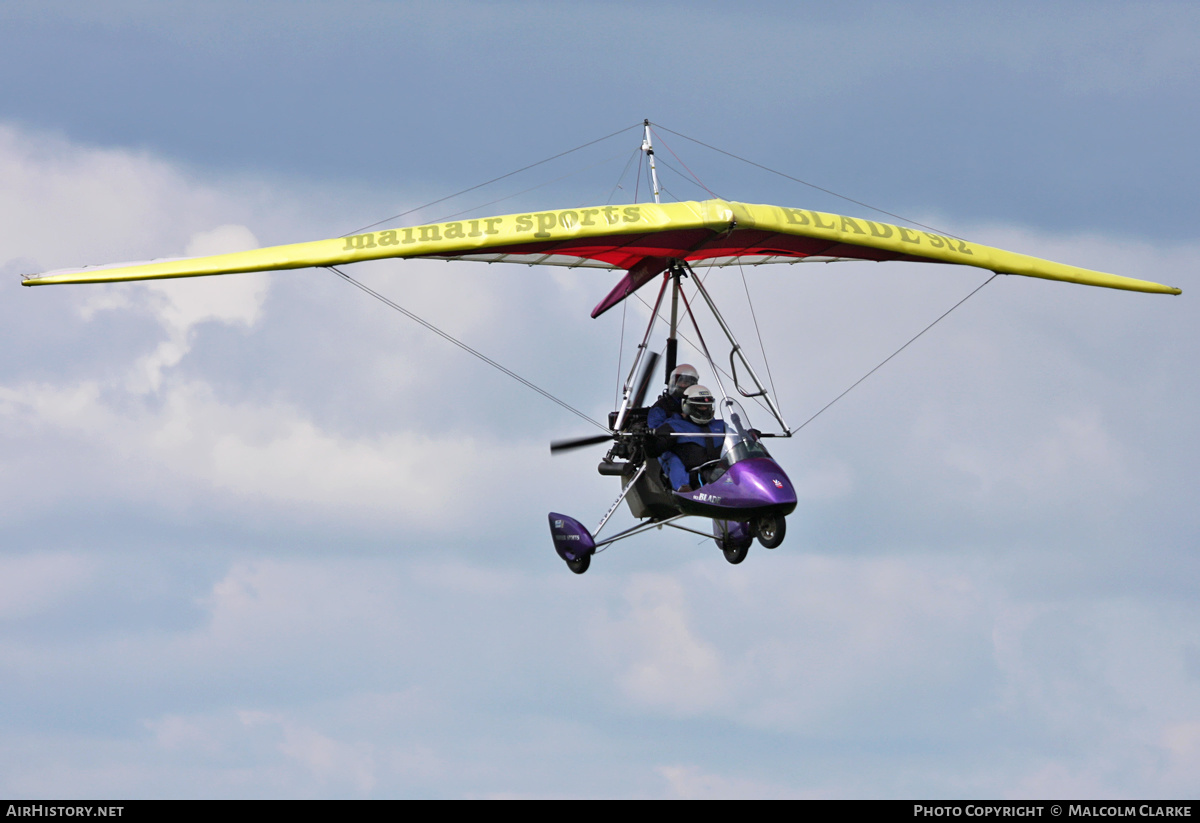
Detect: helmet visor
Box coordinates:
(670, 372, 698, 396)
(684, 395, 714, 423)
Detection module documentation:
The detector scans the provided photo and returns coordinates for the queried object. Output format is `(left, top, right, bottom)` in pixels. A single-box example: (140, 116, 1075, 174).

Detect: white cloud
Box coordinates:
(1, 545, 1198, 797)
(1, 373, 555, 529)
(126, 225, 268, 394)
(595, 573, 727, 714)
(240, 711, 377, 794)
(1160, 722, 1200, 791)
(0, 126, 592, 531)
(938, 408, 1141, 501)
(0, 125, 228, 271)
(145, 714, 224, 756)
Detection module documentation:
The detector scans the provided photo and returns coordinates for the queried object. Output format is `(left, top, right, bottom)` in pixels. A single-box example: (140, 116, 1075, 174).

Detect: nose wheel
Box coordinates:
(722, 542, 749, 564)
(753, 514, 786, 549)
(713, 519, 752, 565)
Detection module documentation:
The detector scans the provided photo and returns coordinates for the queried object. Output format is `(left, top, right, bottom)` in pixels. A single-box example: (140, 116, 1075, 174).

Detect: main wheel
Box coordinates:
(566, 552, 591, 574)
(722, 542, 749, 565)
(754, 514, 786, 549)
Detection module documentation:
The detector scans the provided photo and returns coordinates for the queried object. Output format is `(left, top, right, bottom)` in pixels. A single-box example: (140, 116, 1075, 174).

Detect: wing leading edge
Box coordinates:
(23, 200, 1181, 312)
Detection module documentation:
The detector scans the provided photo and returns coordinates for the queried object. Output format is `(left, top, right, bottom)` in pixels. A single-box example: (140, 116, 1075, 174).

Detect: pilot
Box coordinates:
(647, 364, 700, 429)
(655, 384, 726, 493)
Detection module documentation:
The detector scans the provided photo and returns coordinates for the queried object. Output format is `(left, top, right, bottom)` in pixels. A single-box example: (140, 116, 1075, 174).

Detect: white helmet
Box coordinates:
(668, 364, 699, 397)
(682, 385, 715, 424)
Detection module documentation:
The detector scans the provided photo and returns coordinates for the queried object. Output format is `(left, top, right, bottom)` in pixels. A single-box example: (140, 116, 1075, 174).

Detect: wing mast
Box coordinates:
(612, 122, 683, 431)
(641, 121, 683, 387)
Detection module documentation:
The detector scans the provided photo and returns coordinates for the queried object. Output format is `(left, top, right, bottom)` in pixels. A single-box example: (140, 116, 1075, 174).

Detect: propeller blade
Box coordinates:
(551, 351, 659, 456)
(550, 433, 614, 454)
(631, 351, 661, 409)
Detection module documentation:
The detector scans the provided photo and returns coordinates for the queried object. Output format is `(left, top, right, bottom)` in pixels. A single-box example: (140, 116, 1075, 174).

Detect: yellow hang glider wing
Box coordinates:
(23, 200, 1181, 316)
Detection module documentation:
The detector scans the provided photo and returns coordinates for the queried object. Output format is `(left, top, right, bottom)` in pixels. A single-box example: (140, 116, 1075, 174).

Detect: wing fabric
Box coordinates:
(23, 201, 1181, 311)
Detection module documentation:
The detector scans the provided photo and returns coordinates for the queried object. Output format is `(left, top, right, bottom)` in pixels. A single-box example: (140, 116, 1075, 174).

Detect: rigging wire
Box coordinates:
(677, 265, 777, 421)
(606, 146, 643, 204)
(791, 273, 1000, 433)
(633, 151, 643, 203)
(735, 260, 778, 401)
(676, 286, 721, 393)
(341, 122, 642, 237)
(631, 276, 778, 423)
(327, 265, 607, 432)
(651, 129, 720, 199)
(651, 158, 713, 200)
(614, 298, 627, 410)
(653, 123, 963, 240)
(633, 268, 999, 434)
(657, 183, 681, 202)
(422, 154, 626, 226)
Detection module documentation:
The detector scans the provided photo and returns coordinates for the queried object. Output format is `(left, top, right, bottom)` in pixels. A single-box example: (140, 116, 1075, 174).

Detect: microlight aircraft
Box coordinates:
(22, 124, 1181, 574)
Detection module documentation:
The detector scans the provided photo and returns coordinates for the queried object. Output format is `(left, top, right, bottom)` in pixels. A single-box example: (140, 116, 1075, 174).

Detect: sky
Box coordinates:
(0, 0, 1197, 799)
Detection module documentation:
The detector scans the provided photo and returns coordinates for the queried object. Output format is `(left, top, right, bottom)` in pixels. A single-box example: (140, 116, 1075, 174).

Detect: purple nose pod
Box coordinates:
(549, 513, 595, 564)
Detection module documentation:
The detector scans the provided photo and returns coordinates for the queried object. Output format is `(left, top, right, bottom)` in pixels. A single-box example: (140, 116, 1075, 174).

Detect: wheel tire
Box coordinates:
(566, 552, 591, 574)
(723, 542, 749, 565)
(755, 515, 786, 549)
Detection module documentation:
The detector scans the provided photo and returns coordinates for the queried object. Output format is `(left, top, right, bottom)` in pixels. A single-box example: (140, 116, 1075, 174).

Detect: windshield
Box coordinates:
(719, 398, 771, 467)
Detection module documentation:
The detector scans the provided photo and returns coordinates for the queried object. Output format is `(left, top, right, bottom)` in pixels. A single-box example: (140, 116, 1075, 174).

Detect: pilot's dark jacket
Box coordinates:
(654, 413, 726, 490)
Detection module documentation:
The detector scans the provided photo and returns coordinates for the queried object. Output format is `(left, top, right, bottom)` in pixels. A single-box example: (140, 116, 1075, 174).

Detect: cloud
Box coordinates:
(2, 548, 1198, 797)
(239, 711, 377, 795)
(130, 225, 268, 393)
(0, 125, 600, 536)
(594, 574, 727, 714)
(0, 124, 234, 272)
(0, 552, 96, 619)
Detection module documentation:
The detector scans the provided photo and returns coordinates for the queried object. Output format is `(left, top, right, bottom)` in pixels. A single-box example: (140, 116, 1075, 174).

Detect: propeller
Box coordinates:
(630, 350, 661, 410)
(550, 351, 661, 455)
(550, 432, 615, 454)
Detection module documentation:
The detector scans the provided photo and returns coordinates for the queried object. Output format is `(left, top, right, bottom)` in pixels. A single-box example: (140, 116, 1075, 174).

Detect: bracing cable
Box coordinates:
(328, 266, 607, 431)
(654, 123, 963, 240)
(343, 122, 642, 237)
(792, 274, 999, 433)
